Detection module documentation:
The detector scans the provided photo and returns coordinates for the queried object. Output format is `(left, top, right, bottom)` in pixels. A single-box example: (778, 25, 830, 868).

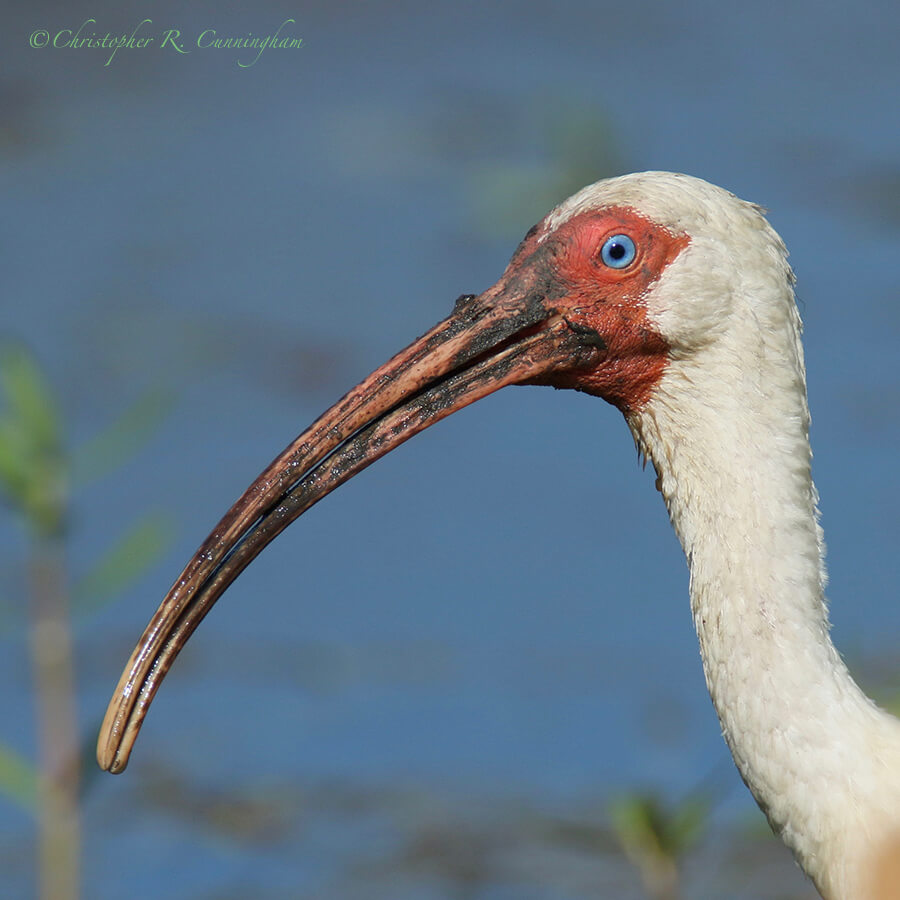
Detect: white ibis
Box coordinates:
(98, 173, 900, 899)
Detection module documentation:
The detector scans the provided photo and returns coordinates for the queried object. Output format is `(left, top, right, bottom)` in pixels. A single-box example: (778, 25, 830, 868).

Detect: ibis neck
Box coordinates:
(630, 347, 900, 900)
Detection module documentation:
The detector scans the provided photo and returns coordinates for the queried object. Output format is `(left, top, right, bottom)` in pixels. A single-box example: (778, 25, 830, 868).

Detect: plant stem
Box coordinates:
(28, 540, 80, 900)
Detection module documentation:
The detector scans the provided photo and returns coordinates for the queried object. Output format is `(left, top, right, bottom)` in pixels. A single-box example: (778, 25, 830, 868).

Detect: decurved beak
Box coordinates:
(97, 273, 605, 774)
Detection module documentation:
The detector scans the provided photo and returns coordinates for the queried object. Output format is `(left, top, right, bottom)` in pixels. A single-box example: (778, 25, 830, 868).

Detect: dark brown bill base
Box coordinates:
(96, 284, 606, 773)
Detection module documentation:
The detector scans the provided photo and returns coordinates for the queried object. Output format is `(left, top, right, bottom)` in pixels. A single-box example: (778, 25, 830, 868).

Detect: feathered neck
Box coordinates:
(628, 275, 900, 900)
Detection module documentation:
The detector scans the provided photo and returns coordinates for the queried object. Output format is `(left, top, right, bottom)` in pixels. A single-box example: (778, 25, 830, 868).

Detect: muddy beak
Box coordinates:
(97, 270, 605, 774)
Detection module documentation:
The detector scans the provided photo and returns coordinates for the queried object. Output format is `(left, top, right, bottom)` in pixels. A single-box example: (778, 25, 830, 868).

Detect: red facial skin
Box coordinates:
(515, 207, 689, 414)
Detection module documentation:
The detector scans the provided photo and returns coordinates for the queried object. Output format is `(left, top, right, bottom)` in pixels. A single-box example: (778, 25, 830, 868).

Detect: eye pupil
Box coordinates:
(600, 233, 636, 269)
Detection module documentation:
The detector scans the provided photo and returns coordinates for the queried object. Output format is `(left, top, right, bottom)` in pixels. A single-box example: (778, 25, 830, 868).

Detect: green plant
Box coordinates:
(0, 344, 173, 900)
(609, 789, 710, 900)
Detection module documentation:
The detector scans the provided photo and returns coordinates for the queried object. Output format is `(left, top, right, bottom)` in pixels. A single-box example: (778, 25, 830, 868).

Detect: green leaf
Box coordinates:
(609, 790, 709, 861)
(0, 345, 60, 452)
(0, 346, 68, 536)
(0, 416, 29, 501)
(73, 512, 174, 616)
(610, 793, 663, 853)
(0, 742, 37, 813)
(71, 385, 175, 487)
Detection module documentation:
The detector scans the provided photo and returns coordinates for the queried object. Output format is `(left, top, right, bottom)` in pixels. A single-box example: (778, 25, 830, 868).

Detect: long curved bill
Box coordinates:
(97, 277, 605, 774)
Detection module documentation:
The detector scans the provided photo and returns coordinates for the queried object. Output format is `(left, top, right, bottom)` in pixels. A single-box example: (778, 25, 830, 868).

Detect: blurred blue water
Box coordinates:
(2, 1, 898, 897)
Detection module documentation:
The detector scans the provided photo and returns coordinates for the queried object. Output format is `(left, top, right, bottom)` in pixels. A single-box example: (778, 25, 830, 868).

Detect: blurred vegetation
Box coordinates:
(0, 343, 174, 900)
(465, 98, 625, 240)
(330, 93, 625, 243)
(609, 791, 709, 900)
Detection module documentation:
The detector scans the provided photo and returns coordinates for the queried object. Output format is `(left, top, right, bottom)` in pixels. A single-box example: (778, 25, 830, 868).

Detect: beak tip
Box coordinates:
(96, 740, 130, 774)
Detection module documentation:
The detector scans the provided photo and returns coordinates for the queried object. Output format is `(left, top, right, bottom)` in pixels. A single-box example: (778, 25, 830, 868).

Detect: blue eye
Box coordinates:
(600, 234, 636, 268)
